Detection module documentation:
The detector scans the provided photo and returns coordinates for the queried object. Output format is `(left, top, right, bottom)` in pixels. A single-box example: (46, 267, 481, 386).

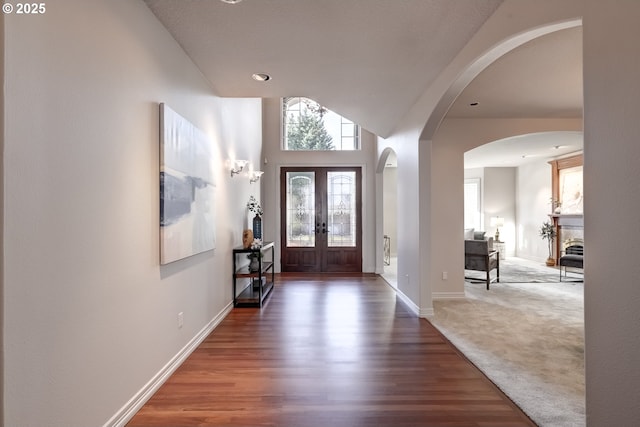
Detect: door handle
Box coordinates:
(315, 223, 320, 234)
(322, 222, 327, 234)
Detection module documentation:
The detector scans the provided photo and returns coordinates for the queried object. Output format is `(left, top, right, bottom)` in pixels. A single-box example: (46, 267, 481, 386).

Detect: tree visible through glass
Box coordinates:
(283, 97, 359, 150)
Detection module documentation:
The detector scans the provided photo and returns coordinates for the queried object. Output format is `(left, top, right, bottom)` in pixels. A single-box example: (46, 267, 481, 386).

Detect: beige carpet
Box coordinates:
(467, 257, 583, 284)
(429, 263, 585, 427)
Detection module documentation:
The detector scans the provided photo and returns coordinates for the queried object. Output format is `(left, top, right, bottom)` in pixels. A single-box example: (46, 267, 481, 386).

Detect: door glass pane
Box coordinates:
(327, 171, 356, 247)
(286, 172, 315, 247)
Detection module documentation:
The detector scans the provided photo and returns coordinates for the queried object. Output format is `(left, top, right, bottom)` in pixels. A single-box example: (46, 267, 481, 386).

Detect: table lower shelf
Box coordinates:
(234, 279, 274, 307)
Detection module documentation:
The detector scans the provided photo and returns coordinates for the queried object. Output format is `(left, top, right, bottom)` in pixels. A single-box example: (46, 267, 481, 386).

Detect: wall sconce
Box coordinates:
(230, 160, 248, 177)
(249, 171, 264, 184)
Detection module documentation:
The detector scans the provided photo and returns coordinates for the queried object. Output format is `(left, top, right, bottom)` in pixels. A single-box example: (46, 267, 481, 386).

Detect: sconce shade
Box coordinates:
(230, 159, 248, 177)
(249, 171, 264, 183)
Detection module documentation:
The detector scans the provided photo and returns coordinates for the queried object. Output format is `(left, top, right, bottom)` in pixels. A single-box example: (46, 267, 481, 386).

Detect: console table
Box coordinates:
(232, 241, 275, 308)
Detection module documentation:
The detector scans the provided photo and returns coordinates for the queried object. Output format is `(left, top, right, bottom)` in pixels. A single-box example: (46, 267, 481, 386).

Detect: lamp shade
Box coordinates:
(490, 216, 505, 227)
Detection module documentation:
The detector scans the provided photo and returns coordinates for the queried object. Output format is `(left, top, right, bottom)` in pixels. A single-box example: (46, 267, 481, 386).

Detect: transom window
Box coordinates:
(282, 97, 360, 151)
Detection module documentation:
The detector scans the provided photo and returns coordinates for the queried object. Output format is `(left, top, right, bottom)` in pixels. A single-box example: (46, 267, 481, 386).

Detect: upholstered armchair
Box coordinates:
(464, 239, 500, 290)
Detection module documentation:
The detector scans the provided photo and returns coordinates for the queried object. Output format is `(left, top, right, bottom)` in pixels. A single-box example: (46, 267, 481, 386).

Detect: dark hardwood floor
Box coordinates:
(127, 275, 535, 427)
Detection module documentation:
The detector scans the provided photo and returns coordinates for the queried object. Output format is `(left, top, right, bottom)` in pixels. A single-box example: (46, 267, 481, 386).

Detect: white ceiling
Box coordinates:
(144, 0, 503, 137)
(448, 27, 583, 119)
(456, 26, 583, 168)
(463, 131, 583, 169)
(144, 0, 583, 167)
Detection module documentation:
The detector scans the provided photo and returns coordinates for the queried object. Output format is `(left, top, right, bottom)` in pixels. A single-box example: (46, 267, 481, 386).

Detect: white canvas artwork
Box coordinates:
(559, 165, 583, 214)
(160, 103, 216, 264)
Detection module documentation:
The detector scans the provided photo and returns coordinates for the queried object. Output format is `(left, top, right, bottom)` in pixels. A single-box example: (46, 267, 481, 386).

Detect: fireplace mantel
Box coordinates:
(549, 214, 584, 227)
(548, 153, 584, 264)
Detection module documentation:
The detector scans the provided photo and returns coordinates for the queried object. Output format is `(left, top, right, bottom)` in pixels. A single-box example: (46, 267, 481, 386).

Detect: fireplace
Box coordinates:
(550, 214, 584, 263)
(562, 237, 584, 254)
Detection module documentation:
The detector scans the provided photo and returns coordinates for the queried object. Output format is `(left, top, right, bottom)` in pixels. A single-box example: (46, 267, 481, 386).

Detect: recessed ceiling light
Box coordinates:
(252, 73, 271, 82)
(220, 0, 242, 4)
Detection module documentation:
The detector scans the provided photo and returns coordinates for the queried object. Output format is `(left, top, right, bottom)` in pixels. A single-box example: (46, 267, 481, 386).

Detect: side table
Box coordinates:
(493, 241, 506, 260)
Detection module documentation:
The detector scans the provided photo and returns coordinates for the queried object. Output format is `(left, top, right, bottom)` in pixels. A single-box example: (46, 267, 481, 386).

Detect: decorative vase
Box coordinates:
(546, 258, 556, 267)
(252, 214, 262, 240)
(249, 255, 260, 272)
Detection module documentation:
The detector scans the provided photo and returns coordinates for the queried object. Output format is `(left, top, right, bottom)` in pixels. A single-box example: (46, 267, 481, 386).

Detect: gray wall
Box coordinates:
(3, 1, 262, 425)
(516, 159, 555, 262)
(484, 167, 516, 256)
(583, 1, 640, 423)
(0, 8, 4, 423)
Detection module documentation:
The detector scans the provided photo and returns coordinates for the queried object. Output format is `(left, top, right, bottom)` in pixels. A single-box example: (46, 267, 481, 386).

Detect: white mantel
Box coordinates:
(550, 213, 584, 227)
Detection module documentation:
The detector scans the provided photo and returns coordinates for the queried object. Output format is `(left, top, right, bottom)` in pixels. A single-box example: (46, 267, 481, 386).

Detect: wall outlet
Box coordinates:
(177, 312, 184, 329)
(442, 271, 448, 280)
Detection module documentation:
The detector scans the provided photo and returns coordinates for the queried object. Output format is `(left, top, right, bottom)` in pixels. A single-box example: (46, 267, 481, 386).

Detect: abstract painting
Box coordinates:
(160, 103, 216, 264)
(559, 165, 583, 214)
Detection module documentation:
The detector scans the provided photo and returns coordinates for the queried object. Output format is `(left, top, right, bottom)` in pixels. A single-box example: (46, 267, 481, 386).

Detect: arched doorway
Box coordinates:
(377, 148, 398, 287)
(422, 21, 585, 427)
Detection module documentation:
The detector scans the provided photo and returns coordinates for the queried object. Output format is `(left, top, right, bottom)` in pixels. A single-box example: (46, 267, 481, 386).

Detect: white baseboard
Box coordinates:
(380, 276, 436, 318)
(395, 288, 420, 316)
(432, 291, 466, 300)
(419, 307, 435, 318)
(104, 302, 234, 427)
(421, 292, 466, 317)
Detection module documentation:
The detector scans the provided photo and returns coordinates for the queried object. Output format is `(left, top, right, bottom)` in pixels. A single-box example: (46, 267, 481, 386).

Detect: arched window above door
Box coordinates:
(282, 97, 360, 151)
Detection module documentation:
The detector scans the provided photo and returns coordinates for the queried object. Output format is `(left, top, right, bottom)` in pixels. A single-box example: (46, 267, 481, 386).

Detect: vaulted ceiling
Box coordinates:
(144, 0, 583, 164)
(144, 0, 504, 137)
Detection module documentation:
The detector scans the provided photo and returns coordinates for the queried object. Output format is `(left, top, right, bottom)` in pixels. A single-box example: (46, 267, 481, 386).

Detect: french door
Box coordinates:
(280, 167, 362, 272)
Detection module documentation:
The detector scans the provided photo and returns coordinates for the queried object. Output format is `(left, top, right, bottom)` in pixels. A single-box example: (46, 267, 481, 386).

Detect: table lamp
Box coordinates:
(490, 216, 504, 242)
